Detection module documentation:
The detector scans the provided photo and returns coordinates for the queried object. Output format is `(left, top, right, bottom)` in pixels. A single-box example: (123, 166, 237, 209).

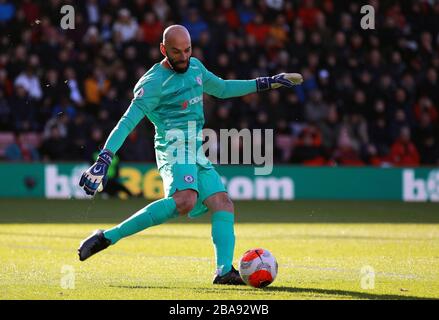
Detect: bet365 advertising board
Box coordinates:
(0, 163, 438, 202)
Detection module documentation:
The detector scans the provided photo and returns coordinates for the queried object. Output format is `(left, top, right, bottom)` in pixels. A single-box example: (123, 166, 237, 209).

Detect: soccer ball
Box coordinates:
(238, 248, 278, 288)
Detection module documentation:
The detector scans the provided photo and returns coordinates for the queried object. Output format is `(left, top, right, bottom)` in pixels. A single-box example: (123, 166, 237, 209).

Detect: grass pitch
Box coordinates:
(0, 199, 438, 300)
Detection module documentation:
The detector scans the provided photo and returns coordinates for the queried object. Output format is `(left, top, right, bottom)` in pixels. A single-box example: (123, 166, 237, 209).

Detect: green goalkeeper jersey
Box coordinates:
(103, 57, 256, 169)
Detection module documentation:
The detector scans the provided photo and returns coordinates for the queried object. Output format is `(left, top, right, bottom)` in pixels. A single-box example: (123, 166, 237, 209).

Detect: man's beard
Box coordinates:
(166, 52, 190, 73)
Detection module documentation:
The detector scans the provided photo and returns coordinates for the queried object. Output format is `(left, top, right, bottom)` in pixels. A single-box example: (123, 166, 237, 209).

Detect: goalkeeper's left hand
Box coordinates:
(256, 73, 303, 92)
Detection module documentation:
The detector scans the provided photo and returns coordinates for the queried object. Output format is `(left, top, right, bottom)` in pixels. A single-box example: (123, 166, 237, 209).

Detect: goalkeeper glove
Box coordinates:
(79, 149, 113, 196)
(256, 73, 303, 92)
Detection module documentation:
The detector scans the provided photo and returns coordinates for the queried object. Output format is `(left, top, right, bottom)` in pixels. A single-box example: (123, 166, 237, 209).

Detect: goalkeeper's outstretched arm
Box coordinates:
(195, 58, 303, 99)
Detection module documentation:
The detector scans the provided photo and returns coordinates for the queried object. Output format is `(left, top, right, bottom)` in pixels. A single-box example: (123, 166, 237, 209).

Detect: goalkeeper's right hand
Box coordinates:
(79, 149, 113, 196)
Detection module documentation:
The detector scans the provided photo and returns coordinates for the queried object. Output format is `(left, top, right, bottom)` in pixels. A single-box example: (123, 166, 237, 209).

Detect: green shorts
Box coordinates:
(159, 163, 227, 218)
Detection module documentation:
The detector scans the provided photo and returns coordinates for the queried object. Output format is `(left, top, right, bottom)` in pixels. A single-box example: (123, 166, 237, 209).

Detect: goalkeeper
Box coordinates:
(78, 25, 302, 285)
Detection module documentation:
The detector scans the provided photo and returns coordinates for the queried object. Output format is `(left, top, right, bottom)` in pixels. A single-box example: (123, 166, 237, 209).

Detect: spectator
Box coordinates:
(113, 8, 138, 43)
(85, 0, 100, 25)
(43, 113, 69, 140)
(274, 119, 293, 163)
(201, 0, 217, 25)
(346, 113, 369, 151)
(290, 125, 326, 165)
(41, 69, 69, 124)
(392, 88, 411, 118)
(304, 90, 328, 123)
(14, 65, 42, 101)
(266, 90, 290, 124)
(221, 0, 240, 30)
(83, 26, 102, 50)
(413, 112, 439, 165)
(390, 109, 410, 142)
(238, 0, 256, 26)
(141, 12, 163, 45)
(101, 87, 124, 121)
(183, 9, 208, 43)
(40, 125, 70, 161)
(0, 89, 11, 130)
(369, 115, 392, 157)
(332, 126, 365, 166)
(99, 13, 114, 41)
(269, 14, 289, 48)
(152, 0, 170, 23)
(10, 84, 37, 131)
(64, 68, 84, 107)
(298, 0, 322, 29)
(318, 104, 341, 152)
(5, 132, 39, 161)
(0, 0, 15, 23)
(413, 96, 438, 124)
(0, 68, 13, 98)
(68, 111, 91, 160)
(361, 143, 385, 166)
(83, 127, 104, 160)
(245, 14, 270, 46)
(52, 97, 77, 121)
(389, 126, 420, 166)
(421, 68, 439, 105)
(84, 67, 111, 114)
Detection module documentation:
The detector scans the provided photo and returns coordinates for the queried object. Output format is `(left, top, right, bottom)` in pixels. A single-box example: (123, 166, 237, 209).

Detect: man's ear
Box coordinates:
(159, 43, 166, 57)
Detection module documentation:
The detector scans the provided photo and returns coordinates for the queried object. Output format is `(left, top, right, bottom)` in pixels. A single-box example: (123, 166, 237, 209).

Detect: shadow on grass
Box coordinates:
(110, 284, 434, 300)
(262, 286, 434, 300)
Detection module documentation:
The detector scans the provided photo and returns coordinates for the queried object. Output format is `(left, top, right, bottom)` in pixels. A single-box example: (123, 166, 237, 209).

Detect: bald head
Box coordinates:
(160, 25, 192, 73)
(162, 25, 191, 44)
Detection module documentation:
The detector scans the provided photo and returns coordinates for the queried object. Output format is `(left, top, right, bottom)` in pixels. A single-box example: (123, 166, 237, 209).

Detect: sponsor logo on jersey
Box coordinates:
(181, 95, 203, 109)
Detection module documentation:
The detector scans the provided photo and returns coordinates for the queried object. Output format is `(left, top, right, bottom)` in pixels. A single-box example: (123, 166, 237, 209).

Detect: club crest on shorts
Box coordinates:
(184, 175, 194, 183)
(196, 76, 202, 86)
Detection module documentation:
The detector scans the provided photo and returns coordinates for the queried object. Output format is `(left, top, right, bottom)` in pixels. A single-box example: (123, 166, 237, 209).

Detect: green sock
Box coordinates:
(211, 211, 235, 276)
(104, 197, 178, 245)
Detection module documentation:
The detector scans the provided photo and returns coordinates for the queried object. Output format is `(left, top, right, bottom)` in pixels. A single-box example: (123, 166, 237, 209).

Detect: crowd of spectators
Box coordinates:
(0, 0, 438, 166)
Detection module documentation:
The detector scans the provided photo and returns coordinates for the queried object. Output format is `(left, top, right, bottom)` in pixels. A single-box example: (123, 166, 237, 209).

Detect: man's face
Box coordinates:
(161, 35, 192, 73)
(164, 46, 192, 73)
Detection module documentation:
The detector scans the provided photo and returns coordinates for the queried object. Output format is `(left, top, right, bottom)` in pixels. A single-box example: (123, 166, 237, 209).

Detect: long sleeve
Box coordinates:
(194, 58, 257, 98)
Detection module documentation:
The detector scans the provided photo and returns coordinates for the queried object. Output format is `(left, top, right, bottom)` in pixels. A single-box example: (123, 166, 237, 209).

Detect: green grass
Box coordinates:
(0, 199, 438, 300)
